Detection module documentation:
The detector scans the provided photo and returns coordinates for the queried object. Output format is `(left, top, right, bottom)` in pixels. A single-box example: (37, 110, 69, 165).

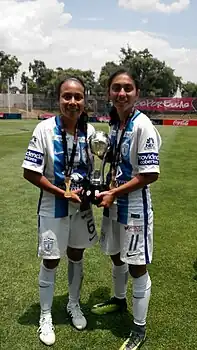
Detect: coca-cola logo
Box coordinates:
(173, 120, 189, 126)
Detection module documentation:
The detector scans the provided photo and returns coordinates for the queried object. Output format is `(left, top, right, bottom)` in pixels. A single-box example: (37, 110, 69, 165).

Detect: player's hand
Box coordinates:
(64, 188, 82, 203)
(96, 191, 115, 208)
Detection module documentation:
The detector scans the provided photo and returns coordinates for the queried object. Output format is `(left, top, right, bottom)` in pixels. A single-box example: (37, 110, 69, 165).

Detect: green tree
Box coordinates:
(97, 61, 120, 95)
(119, 47, 181, 97)
(46, 67, 96, 97)
(96, 47, 181, 97)
(182, 81, 197, 97)
(20, 72, 38, 94)
(0, 51, 21, 92)
(28, 60, 54, 95)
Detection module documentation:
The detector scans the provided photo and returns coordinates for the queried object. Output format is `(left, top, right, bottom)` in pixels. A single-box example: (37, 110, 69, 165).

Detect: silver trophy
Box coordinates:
(86, 131, 110, 204)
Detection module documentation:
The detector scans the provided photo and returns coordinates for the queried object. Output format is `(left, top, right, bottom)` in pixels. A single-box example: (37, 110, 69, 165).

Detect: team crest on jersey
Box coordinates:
(121, 141, 130, 157)
(144, 137, 155, 150)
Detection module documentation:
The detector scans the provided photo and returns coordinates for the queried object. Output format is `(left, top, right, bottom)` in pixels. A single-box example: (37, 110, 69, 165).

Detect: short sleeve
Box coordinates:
(137, 121, 162, 174)
(22, 123, 46, 174)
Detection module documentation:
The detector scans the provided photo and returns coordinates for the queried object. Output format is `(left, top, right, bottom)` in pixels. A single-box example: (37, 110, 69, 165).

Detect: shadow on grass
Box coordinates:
(18, 286, 133, 339)
(193, 258, 197, 281)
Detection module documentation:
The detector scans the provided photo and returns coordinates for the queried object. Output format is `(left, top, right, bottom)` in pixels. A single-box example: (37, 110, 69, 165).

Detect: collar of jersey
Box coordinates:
(131, 109, 141, 122)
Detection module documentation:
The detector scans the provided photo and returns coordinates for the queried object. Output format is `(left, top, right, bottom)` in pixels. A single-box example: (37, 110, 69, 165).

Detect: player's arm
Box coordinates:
(108, 172, 159, 198)
(22, 124, 81, 202)
(110, 122, 161, 197)
(23, 169, 81, 202)
(97, 121, 161, 207)
(23, 169, 66, 199)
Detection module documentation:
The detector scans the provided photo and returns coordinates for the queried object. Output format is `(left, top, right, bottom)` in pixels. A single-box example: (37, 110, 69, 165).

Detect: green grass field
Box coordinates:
(1, 120, 197, 350)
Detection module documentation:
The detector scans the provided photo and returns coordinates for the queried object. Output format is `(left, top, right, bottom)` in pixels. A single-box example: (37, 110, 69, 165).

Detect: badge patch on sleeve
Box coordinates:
(25, 149, 44, 165)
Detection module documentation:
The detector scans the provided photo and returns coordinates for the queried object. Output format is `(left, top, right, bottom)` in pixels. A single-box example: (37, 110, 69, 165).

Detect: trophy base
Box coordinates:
(85, 183, 108, 205)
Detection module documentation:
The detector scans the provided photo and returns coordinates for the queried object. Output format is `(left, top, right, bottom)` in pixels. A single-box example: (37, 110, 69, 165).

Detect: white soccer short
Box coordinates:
(38, 208, 98, 259)
(100, 215, 153, 265)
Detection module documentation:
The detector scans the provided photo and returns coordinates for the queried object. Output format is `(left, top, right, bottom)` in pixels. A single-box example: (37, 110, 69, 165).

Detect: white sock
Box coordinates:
(39, 262, 57, 316)
(68, 259, 83, 305)
(132, 272, 151, 326)
(112, 263, 128, 299)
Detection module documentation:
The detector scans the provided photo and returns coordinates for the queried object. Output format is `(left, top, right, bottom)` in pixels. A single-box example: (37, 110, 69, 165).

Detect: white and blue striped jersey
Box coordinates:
(22, 116, 95, 218)
(104, 110, 162, 225)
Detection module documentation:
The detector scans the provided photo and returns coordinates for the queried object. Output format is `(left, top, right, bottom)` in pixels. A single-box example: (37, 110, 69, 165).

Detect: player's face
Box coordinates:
(109, 73, 139, 114)
(59, 80, 85, 122)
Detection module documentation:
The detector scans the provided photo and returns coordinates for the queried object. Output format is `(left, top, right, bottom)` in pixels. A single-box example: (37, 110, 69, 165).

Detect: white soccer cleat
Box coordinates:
(67, 303, 87, 330)
(38, 313, 55, 346)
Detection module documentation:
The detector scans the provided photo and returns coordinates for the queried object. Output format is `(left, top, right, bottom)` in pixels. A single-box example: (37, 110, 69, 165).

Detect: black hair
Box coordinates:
(57, 76, 86, 99)
(107, 68, 140, 93)
(57, 76, 88, 133)
(107, 68, 140, 125)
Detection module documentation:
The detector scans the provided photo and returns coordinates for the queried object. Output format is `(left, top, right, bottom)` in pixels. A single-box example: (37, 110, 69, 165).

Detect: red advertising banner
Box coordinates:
(135, 98, 197, 112)
(163, 119, 197, 126)
(0, 113, 4, 118)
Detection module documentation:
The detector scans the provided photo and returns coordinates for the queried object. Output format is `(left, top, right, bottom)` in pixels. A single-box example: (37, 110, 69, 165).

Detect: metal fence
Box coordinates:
(1, 94, 196, 117)
(0, 93, 33, 110)
(0, 93, 106, 113)
(32, 95, 108, 113)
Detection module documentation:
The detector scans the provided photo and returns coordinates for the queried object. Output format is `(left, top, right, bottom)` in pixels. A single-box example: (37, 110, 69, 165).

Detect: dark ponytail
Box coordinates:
(109, 105, 119, 126)
(78, 111, 89, 133)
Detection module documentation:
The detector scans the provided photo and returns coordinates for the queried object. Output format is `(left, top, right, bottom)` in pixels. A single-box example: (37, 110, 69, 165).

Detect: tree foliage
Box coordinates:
(0, 51, 21, 92)
(1, 47, 196, 97)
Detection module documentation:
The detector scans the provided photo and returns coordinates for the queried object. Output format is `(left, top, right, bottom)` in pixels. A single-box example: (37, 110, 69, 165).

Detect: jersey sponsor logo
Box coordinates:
(78, 136, 86, 142)
(124, 131, 132, 137)
(124, 225, 143, 233)
(144, 137, 155, 150)
(116, 179, 127, 185)
(25, 149, 44, 165)
(138, 152, 159, 166)
(53, 135, 62, 142)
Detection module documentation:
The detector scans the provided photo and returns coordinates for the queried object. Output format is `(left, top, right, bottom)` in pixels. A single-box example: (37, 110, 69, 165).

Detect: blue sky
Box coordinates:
(1, 0, 196, 83)
(65, 0, 196, 49)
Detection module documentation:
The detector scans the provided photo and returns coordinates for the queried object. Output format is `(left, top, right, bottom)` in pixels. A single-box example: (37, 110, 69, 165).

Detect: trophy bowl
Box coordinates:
(83, 131, 110, 205)
(89, 131, 109, 158)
